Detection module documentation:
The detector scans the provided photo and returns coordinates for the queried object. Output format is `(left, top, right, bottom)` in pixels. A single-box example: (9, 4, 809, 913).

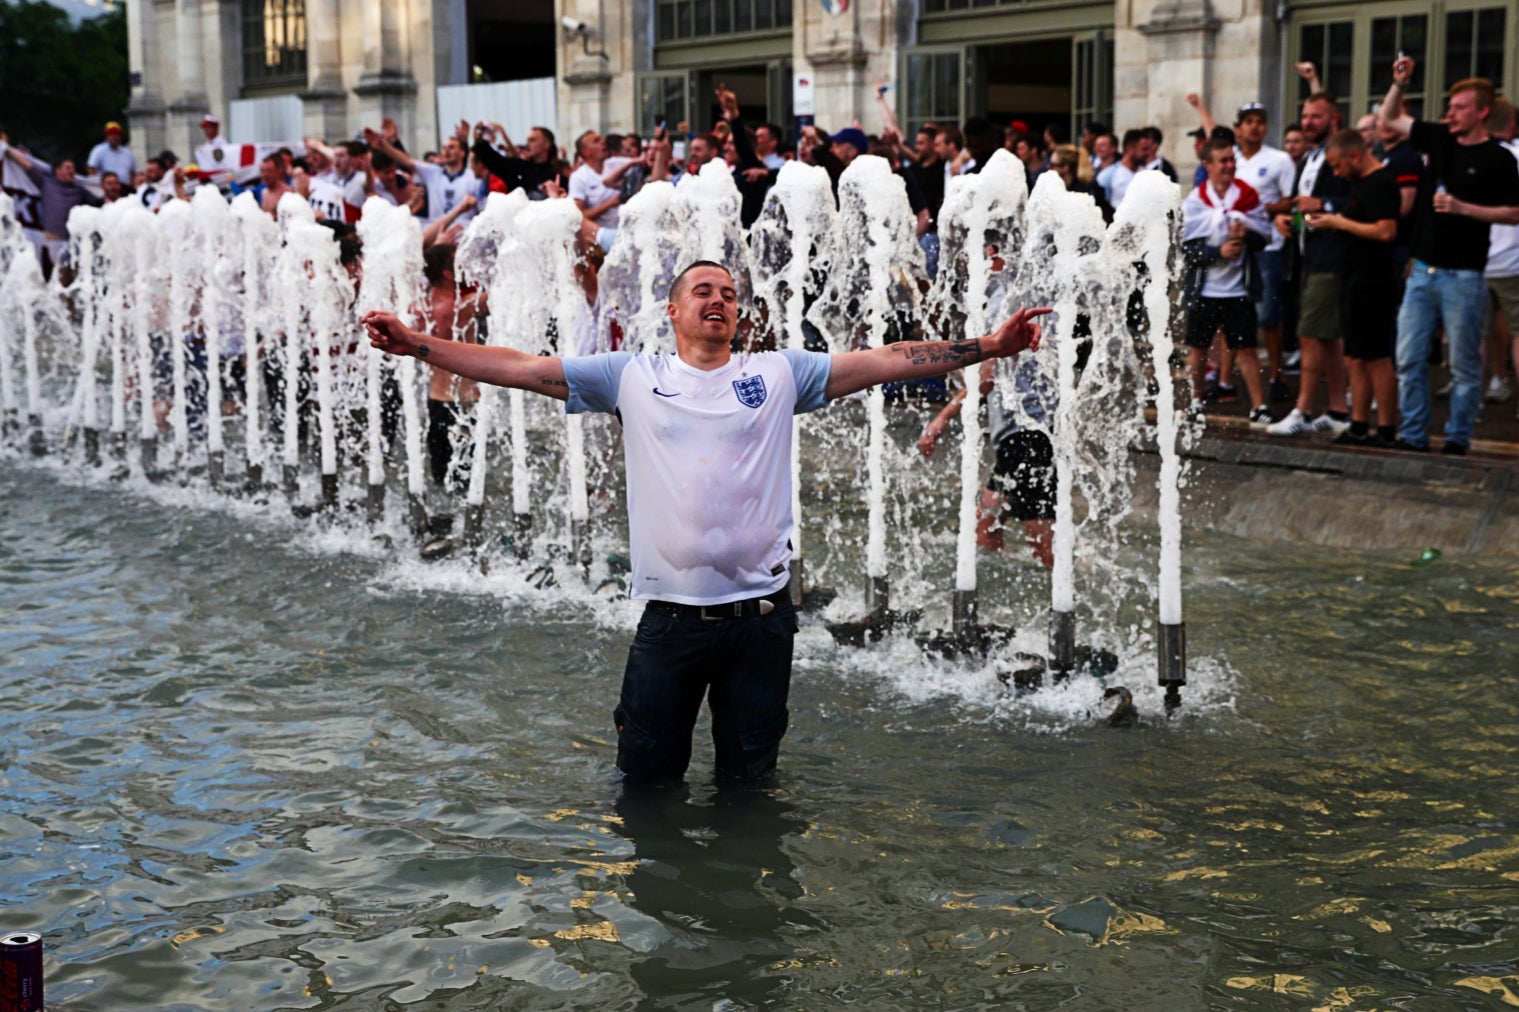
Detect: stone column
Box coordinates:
(125, 0, 168, 162)
(199, 0, 240, 126)
(301, 0, 349, 140)
(800, 0, 868, 131)
(354, 0, 418, 144)
(167, 0, 211, 157)
(559, 0, 613, 134)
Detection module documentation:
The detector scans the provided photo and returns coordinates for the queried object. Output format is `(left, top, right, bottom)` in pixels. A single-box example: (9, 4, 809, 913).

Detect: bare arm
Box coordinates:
(1295, 61, 1324, 96)
(1307, 212, 1397, 242)
(1, 137, 35, 172)
(304, 136, 337, 163)
(1380, 57, 1417, 136)
(874, 83, 903, 140)
(1433, 195, 1519, 225)
(1185, 92, 1217, 137)
(917, 360, 995, 457)
(825, 307, 1049, 401)
(422, 193, 477, 245)
(362, 311, 571, 400)
(364, 127, 416, 173)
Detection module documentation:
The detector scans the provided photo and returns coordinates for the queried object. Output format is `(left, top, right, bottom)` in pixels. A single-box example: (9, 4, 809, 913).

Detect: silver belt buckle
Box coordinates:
(759, 599, 775, 615)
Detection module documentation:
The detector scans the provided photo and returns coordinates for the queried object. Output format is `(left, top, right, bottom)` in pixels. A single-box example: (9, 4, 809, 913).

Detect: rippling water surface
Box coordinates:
(4, 458, 1519, 1011)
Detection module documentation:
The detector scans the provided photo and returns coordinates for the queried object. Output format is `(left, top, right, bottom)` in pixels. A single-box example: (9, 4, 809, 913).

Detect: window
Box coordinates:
(1444, 7, 1507, 92)
(902, 50, 961, 139)
(637, 72, 689, 136)
(655, 0, 791, 42)
(242, 0, 307, 90)
(1297, 21, 1355, 121)
(1370, 14, 1427, 119)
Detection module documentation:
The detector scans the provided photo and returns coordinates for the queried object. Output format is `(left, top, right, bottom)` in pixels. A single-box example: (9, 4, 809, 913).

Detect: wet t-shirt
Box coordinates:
(563, 350, 831, 605)
(1408, 120, 1519, 271)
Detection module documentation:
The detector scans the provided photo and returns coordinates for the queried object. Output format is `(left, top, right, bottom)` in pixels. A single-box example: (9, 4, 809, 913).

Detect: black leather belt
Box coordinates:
(646, 585, 790, 621)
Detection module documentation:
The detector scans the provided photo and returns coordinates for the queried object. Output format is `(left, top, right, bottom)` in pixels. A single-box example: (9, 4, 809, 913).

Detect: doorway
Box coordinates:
(974, 39, 1073, 137)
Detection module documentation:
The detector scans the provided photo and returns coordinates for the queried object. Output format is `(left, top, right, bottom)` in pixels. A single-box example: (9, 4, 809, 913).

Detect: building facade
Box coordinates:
(126, 0, 1517, 168)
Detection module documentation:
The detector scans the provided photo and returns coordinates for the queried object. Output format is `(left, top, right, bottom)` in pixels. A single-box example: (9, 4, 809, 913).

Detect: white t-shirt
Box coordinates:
(136, 179, 173, 212)
(304, 176, 347, 222)
(411, 161, 475, 224)
(1486, 140, 1519, 279)
(1233, 144, 1296, 252)
(570, 162, 621, 228)
(194, 136, 238, 173)
(563, 349, 832, 604)
(86, 142, 136, 181)
(1108, 162, 1138, 208)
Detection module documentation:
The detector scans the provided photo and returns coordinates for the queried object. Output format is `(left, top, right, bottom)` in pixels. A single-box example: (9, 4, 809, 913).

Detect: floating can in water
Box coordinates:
(1411, 547, 1442, 567)
(0, 931, 43, 1012)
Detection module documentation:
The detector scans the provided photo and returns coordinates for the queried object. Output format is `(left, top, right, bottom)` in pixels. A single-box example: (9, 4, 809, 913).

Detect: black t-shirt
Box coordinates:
(1338, 167, 1400, 286)
(1380, 139, 1423, 248)
(1408, 120, 1519, 271)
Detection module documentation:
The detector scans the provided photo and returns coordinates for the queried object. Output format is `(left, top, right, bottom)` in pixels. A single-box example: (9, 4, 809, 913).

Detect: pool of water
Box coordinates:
(3, 457, 1519, 1010)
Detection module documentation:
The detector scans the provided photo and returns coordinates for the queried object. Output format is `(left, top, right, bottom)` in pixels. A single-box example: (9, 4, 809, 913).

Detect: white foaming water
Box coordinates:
(810, 155, 925, 583)
(1117, 172, 1185, 624)
(930, 149, 1029, 593)
(1, 165, 1194, 721)
(159, 200, 197, 456)
(66, 206, 104, 433)
(191, 187, 234, 455)
(749, 161, 836, 567)
(355, 196, 426, 489)
(0, 194, 29, 420)
(231, 193, 278, 472)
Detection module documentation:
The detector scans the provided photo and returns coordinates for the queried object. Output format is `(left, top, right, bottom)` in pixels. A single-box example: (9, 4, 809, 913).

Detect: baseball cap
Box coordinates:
(104, 121, 123, 134)
(157, 149, 179, 166)
(1186, 126, 1207, 140)
(1236, 101, 1268, 121)
(201, 113, 220, 126)
(1210, 125, 1237, 144)
(831, 127, 869, 153)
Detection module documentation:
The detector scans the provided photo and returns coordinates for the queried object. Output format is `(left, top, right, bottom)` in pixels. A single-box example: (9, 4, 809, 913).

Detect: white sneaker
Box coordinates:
(1312, 413, 1351, 437)
(1265, 407, 1313, 436)
(1486, 375, 1514, 403)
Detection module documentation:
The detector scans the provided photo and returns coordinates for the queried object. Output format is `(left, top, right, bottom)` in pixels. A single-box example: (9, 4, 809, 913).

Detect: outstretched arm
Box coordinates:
(362, 311, 571, 401)
(825, 307, 1049, 401)
(1379, 56, 1417, 137)
(364, 127, 416, 173)
(1185, 92, 1217, 137)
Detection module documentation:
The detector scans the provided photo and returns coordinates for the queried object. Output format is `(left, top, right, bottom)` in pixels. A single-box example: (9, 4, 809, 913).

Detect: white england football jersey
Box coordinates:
(564, 349, 832, 605)
(1233, 144, 1296, 252)
(411, 161, 475, 224)
(304, 177, 346, 222)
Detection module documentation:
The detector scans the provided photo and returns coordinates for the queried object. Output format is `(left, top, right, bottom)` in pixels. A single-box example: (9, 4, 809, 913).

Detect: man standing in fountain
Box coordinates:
(362, 262, 1048, 785)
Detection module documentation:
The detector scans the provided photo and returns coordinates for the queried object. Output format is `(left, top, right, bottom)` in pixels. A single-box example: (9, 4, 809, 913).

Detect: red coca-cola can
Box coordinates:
(0, 931, 43, 1012)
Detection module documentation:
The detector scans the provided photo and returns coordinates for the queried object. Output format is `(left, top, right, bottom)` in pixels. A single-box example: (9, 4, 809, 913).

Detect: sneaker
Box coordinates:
(1247, 405, 1274, 428)
(1265, 407, 1313, 436)
(1217, 383, 1239, 403)
(1391, 437, 1428, 452)
(1268, 377, 1292, 403)
(1485, 375, 1514, 403)
(1282, 350, 1302, 375)
(1312, 413, 1351, 438)
(1331, 430, 1368, 446)
(1439, 440, 1468, 456)
(1436, 380, 1453, 398)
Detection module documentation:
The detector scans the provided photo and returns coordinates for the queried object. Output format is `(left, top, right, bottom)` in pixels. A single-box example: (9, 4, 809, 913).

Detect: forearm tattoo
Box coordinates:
(895, 339, 982, 367)
(416, 343, 430, 359)
(540, 377, 568, 388)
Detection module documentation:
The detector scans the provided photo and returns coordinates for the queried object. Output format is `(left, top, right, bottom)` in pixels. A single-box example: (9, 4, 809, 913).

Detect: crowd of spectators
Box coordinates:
(5, 55, 1519, 459)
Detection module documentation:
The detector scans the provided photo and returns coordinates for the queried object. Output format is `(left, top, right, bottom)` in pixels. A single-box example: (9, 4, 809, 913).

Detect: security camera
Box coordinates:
(561, 15, 587, 34)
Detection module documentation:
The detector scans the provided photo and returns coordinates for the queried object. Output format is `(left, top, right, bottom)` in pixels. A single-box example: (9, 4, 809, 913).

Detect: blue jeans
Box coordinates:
(614, 599, 797, 784)
(1396, 262, 1486, 447)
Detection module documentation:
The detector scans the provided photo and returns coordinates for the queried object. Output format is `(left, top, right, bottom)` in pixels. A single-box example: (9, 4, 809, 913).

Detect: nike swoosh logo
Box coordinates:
(653, 388, 680, 397)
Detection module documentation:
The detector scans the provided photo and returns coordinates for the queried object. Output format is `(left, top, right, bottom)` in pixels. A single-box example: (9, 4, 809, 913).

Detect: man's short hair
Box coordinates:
(1304, 90, 1340, 111)
(938, 125, 964, 150)
(100, 170, 119, 183)
(372, 150, 395, 171)
(694, 133, 721, 152)
(1449, 77, 1497, 110)
(533, 126, 556, 148)
(341, 140, 368, 157)
(1205, 137, 1235, 161)
(1326, 127, 1368, 155)
(605, 133, 625, 153)
(1044, 121, 1069, 145)
(1084, 121, 1110, 137)
(575, 130, 599, 157)
(1487, 97, 1516, 135)
(423, 242, 455, 288)
(1121, 128, 1146, 152)
(670, 259, 731, 300)
(1142, 125, 1164, 144)
(916, 124, 939, 140)
(148, 157, 167, 171)
(759, 122, 784, 142)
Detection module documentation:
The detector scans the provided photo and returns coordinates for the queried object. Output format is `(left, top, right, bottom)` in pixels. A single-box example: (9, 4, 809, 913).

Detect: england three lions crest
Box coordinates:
(732, 375, 767, 408)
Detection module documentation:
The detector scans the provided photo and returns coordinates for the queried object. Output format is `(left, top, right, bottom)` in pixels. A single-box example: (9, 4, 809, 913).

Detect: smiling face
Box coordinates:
(666, 264, 737, 345)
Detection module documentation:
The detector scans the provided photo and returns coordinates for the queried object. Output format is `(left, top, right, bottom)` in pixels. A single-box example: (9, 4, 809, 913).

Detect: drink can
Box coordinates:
(0, 931, 43, 1012)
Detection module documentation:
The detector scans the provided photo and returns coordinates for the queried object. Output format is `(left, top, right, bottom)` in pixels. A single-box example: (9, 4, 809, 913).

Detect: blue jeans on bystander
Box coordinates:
(1395, 262, 1486, 448)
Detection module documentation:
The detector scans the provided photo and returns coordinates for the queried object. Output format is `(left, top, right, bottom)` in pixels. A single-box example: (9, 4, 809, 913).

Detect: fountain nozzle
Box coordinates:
(1158, 621, 1185, 713)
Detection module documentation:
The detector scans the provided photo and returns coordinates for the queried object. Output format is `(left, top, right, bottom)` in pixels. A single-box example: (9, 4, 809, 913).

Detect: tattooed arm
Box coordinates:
(361, 311, 571, 401)
(823, 306, 1050, 401)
